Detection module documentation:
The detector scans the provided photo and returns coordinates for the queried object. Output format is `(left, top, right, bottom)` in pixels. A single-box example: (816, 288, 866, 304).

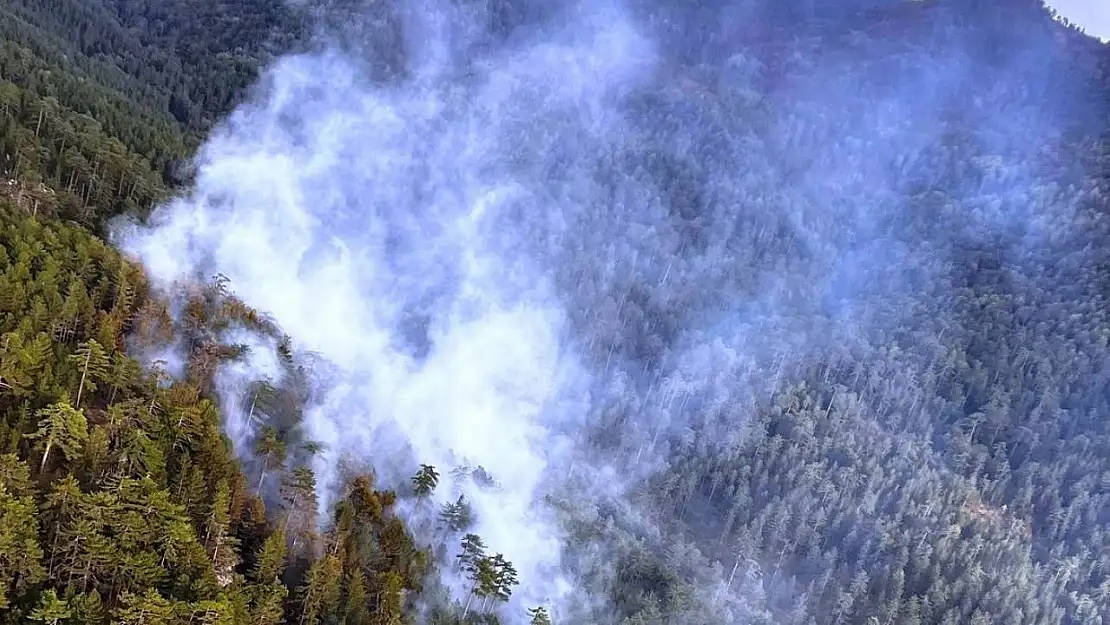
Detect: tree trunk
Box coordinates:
(75, 347, 91, 407)
(40, 440, 53, 472)
(461, 581, 478, 620)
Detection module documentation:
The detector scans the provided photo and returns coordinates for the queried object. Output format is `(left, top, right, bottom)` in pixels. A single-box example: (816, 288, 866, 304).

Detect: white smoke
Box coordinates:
(109, 0, 1086, 621)
(117, 0, 662, 617)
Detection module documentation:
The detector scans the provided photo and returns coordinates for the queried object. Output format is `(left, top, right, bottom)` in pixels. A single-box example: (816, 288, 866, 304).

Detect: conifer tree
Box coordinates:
(205, 479, 240, 587)
(68, 338, 110, 407)
(247, 532, 289, 625)
(25, 400, 88, 472)
(374, 571, 405, 625)
(0, 332, 33, 397)
(113, 588, 176, 624)
(440, 495, 475, 533)
(343, 569, 372, 625)
(457, 533, 486, 619)
(68, 589, 107, 623)
(248, 582, 288, 625)
(412, 463, 440, 497)
(280, 465, 318, 554)
(0, 481, 45, 610)
(254, 425, 286, 490)
(457, 533, 486, 575)
(490, 553, 519, 607)
(252, 529, 288, 583)
(529, 606, 553, 625)
(29, 589, 72, 624)
(297, 554, 343, 625)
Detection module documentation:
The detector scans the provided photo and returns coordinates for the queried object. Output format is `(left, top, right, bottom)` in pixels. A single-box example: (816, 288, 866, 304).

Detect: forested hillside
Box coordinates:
(2, 0, 1110, 624)
(0, 3, 544, 622)
(0, 0, 309, 229)
(0, 1, 438, 623)
(0, 203, 428, 623)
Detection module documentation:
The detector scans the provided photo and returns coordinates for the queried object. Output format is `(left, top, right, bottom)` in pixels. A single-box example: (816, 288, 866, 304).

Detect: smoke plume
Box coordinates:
(114, 0, 1105, 622)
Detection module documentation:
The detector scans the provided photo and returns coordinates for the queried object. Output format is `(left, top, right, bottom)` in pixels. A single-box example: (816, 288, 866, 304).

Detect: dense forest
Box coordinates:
(0, 1, 552, 623)
(2, 0, 1110, 624)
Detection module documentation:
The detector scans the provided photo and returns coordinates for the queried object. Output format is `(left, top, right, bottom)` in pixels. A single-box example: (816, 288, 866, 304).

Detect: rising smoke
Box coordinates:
(113, 0, 1103, 622)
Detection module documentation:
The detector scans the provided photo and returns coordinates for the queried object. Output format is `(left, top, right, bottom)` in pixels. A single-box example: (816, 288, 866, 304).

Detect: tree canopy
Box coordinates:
(2, 0, 1110, 624)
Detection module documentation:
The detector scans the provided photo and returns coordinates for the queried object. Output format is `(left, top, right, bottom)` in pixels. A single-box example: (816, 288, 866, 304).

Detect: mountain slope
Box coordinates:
(2, 0, 1110, 624)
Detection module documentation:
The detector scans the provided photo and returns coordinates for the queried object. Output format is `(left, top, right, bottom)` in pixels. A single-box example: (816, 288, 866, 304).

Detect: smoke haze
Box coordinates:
(113, 0, 1108, 622)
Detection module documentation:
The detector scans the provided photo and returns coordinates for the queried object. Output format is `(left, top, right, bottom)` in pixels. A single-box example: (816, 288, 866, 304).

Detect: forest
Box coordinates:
(1, 0, 1110, 624)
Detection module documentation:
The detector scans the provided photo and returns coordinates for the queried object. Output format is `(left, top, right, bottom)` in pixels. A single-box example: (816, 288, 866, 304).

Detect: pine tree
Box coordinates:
(412, 463, 440, 497)
(25, 400, 88, 472)
(490, 553, 519, 605)
(254, 426, 286, 490)
(343, 568, 372, 625)
(113, 588, 176, 624)
(0, 481, 46, 610)
(252, 529, 287, 582)
(529, 606, 553, 625)
(184, 597, 236, 625)
(29, 589, 72, 624)
(280, 465, 318, 554)
(68, 589, 107, 623)
(248, 581, 287, 625)
(40, 475, 81, 579)
(458, 533, 487, 619)
(471, 556, 500, 616)
(68, 338, 110, 407)
(440, 495, 475, 532)
(0, 332, 33, 397)
(205, 479, 240, 587)
(374, 570, 405, 625)
(457, 533, 486, 575)
(0, 453, 32, 495)
(297, 554, 343, 625)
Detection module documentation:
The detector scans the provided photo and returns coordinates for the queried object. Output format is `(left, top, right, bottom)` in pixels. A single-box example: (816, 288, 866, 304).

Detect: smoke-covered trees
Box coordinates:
(440, 495, 477, 533)
(413, 463, 441, 497)
(528, 606, 552, 625)
(5, 0, 1110, 624)
(444, 532, 521, 621)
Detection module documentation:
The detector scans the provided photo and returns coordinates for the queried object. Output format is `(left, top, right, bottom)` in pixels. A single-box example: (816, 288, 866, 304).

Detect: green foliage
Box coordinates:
(0, 204, 439, 623)
(0, 0, 307, 134)
(0, 80, 172, 225)
(0, 0, 309, 228)
(29, 589, 71, 624)
(441, 495, 476, 533)
(25, 400, 88, 472)
(0, 14, 536, 620)
(528, 606, 552, 625)
(413, 463, 440, 497)
(0, 471, 45, 611)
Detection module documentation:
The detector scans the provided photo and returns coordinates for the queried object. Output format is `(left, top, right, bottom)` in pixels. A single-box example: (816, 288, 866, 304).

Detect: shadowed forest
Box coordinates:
(2, 0, 1110, 624)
